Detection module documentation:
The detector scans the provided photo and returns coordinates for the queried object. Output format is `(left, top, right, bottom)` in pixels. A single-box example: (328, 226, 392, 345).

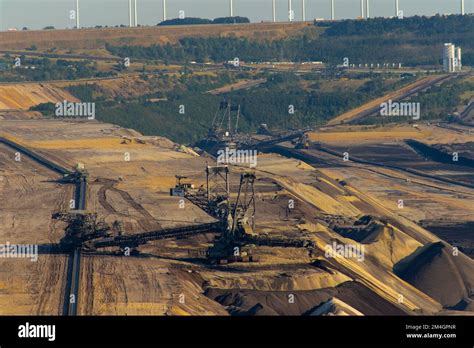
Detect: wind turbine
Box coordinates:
(366, 0, 370, 18)
(134, 0, 138, 26)
(395, 0, 399, 17)
(331, 0, 335, 20)
(272, 0, 276, 22)
(76, 0, 80, 29)
(128, 0, 133, 27)
(360, 0, 364, 18)
(288, 0, 293, 22)
(302, 0, 306, 21)
(230, 0, 234, 17)
(163, 0, 167, 21)
(461, 0, 465, 15)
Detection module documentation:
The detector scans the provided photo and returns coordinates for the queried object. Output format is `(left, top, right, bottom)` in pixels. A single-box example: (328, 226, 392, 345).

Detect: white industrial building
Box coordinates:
(443, 43, 462, 73)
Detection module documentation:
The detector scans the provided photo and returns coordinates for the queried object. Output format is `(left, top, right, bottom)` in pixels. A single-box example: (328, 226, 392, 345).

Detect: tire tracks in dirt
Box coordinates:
(94, 178, 161, 232)
(82, 256, 95, 315)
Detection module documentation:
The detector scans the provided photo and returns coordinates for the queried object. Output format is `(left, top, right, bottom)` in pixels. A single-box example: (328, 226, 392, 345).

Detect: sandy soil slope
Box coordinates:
(0, 84, 79, 110)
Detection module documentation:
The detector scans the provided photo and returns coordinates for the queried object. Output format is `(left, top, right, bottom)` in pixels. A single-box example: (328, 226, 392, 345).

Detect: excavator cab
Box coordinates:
(170, 175, 195, 197)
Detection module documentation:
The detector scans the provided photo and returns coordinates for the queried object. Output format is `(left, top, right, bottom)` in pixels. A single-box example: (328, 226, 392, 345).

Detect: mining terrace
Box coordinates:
(1, 106, 473, 315)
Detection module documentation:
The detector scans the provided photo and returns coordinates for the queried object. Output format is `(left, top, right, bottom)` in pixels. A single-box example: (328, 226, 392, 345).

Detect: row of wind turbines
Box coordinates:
(74, 0, 468, 29)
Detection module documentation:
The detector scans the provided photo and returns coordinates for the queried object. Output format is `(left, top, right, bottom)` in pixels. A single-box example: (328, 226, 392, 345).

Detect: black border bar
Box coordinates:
(0, 316, 472, 346)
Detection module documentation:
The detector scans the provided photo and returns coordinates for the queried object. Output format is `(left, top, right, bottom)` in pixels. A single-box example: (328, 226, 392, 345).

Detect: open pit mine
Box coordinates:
(1, 105, 473, 316)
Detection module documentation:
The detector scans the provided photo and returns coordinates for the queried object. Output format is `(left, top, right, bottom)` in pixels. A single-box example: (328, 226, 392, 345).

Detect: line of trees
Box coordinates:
(107, 15, 473, 66)
(158, 16, 249, 26)
(0, 56, 115, 82)
(321, 15, 474, 37)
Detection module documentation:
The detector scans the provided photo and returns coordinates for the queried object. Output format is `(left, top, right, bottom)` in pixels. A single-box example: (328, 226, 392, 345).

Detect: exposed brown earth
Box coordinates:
(1, 113, 473, 315)
(0, 22, 315, 50)
(0, 84, 79, 110)
(0, 142, 70, 314)
(325, 75, 450, 126)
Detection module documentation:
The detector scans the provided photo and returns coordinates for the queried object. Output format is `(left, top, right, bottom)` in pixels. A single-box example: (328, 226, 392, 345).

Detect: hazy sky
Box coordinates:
(0, 0, 472, 31)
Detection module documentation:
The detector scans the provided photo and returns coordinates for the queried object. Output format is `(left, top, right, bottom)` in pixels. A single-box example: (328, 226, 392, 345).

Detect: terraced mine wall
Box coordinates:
(405, 139, 474, 169)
